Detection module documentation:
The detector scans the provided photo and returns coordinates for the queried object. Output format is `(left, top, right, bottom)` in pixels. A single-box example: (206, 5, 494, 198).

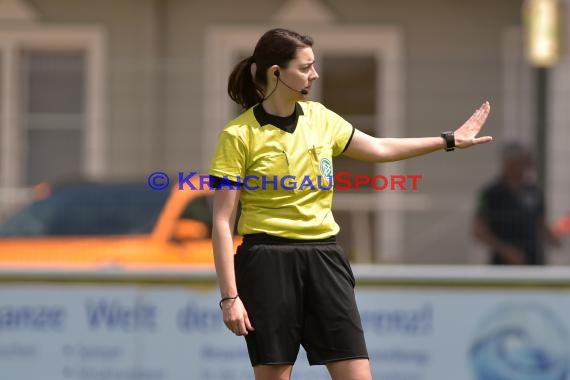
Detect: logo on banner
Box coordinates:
(470, 302, 569, 380)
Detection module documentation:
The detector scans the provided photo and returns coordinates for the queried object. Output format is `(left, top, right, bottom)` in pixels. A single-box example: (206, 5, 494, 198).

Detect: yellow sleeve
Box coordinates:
(324, 107, 355, 157)
(208, 129, 247, 183)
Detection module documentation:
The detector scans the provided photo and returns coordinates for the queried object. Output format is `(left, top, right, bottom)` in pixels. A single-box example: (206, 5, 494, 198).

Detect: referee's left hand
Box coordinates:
(454, 101, 493, 149)
(221, 296, 254, 336)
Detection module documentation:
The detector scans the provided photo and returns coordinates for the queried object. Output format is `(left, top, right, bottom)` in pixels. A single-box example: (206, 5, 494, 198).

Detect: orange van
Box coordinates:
(0, 177, 240, 269)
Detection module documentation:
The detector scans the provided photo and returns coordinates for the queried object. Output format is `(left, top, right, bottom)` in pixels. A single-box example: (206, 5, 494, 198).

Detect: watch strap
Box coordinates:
(441, 131, 455, 152)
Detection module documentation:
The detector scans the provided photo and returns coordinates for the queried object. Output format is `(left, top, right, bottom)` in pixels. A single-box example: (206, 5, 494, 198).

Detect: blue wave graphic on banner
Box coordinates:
(469, 303, 569, 380)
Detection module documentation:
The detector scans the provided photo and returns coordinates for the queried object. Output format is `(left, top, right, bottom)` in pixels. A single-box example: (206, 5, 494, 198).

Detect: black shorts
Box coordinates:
(234, 235, 369, 366)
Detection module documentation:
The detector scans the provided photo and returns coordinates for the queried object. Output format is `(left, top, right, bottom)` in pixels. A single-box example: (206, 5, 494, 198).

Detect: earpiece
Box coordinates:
(269, 68, 308, 96)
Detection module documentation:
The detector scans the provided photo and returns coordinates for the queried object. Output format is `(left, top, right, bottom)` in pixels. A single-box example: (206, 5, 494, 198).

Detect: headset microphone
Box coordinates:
(275, 70, 308, 95)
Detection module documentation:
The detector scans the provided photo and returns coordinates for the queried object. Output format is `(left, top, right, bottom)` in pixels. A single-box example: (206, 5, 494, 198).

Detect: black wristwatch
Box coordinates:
(441, 131, 455, 152)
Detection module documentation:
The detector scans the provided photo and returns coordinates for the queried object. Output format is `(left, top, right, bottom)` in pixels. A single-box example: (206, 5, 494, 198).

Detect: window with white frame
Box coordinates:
(0, 27, 106, 202)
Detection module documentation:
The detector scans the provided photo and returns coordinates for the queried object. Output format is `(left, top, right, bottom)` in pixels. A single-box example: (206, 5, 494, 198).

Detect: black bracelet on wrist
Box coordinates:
(441, 131, 455, 152)
(219, 294, 239, 310)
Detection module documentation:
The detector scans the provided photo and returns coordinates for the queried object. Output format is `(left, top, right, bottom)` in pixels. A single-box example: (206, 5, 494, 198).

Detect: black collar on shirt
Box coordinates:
(253, 103, 304, 134)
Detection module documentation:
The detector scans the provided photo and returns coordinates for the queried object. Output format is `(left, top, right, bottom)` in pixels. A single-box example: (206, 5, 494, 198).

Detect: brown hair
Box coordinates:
(227, 28, 313, 110)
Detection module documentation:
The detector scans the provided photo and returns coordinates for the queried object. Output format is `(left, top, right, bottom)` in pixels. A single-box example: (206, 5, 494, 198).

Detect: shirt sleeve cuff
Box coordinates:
(341, 126, 356, 154)
(209, 175, 240, 189)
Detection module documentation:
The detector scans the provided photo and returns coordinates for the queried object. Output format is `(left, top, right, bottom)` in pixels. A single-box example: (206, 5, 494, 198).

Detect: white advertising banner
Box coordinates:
(1, 284, 569, 380)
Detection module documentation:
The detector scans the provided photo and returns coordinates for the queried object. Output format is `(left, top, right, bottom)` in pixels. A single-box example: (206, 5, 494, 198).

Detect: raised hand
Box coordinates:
(455, 101, 493, 149)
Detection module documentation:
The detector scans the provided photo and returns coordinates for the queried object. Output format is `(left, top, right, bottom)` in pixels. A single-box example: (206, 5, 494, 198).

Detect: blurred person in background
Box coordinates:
(473, 142, 561, 265)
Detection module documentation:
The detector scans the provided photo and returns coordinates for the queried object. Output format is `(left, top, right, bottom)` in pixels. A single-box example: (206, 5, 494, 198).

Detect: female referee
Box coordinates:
(209, 28, 492, 380)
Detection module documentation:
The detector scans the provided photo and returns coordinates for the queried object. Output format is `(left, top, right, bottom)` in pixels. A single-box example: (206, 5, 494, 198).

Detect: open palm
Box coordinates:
(455, 101, 493, 149)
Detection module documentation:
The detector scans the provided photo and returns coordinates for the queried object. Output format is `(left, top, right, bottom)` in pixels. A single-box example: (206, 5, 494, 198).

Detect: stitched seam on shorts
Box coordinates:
(310, 355, 370, 365)
(252, 360, 296, 366)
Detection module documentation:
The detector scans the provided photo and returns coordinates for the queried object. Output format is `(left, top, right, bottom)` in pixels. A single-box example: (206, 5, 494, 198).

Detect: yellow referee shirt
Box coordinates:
(208, 101, 354, 240)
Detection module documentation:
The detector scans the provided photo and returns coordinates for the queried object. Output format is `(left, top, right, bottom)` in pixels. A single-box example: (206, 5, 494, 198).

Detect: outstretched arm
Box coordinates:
(344, 101, 492, 162)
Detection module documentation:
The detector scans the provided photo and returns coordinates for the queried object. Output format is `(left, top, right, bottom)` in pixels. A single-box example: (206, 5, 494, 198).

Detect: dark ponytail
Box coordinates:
(227, 28, 313, 110)
(227, 56, 264, 111)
